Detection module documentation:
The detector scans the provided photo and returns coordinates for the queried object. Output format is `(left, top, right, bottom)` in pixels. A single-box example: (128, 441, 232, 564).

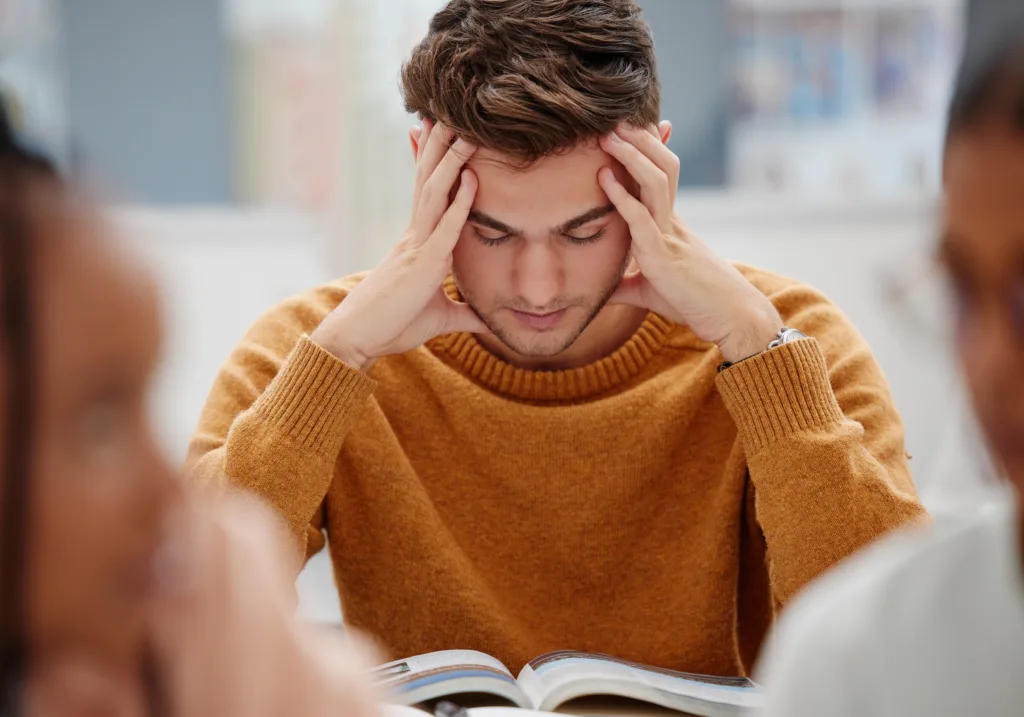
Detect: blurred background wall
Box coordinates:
(61, 0, 235, 202)
(2, 0, 1014, 620)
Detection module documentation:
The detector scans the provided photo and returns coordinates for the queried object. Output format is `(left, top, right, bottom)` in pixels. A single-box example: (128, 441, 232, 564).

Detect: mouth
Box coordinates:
(509, 308, 569, 331)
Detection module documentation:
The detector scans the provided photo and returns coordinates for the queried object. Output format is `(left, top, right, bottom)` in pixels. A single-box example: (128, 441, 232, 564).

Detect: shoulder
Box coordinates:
(250, 271, 369, 338)
(152, 492, 381, 717)
(733, 262, 872, 368)
(734, 263, 844, 326)
(757, 507, 1015, 714)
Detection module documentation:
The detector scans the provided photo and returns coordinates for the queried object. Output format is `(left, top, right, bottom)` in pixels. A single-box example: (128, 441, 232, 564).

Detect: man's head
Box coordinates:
(941, 22, 1024, 492)
(401, 0, 663, 360)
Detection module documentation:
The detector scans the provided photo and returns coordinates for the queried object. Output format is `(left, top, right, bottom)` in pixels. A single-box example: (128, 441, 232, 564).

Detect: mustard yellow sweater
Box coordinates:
(186, 266, 926, 676)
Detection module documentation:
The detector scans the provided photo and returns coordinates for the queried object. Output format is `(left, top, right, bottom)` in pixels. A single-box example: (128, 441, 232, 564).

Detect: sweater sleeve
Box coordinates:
(185, 285, 376, 563)
(715, 279, 928, 604)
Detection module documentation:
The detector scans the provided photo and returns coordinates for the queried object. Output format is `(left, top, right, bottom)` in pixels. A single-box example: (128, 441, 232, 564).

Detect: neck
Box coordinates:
(478, 303, 649, 371)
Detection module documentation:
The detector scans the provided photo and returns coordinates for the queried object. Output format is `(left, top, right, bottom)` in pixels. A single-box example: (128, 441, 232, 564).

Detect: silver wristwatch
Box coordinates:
(767, 326, 808, 350)
(718, 326, 808, 372)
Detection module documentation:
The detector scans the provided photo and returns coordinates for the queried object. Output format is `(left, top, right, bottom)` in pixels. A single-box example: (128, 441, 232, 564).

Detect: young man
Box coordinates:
(188, 0, 925, 676)
(756, 24, 1024, 717)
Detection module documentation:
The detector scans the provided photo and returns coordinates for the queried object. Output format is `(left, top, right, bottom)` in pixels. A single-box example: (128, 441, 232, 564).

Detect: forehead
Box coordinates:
(467, 144, 620, 223)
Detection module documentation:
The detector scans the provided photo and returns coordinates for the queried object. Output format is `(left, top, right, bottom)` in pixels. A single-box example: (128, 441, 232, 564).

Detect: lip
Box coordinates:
(510, 308, 568, 331)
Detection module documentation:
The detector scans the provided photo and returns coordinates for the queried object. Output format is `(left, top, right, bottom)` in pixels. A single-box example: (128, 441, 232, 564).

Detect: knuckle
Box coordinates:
(419, 180, 441, 207)
(397, 244, 423, 268)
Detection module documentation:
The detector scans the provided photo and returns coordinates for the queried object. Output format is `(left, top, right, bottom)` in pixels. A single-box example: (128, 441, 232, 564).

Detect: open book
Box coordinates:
(372, 650, 760, 716)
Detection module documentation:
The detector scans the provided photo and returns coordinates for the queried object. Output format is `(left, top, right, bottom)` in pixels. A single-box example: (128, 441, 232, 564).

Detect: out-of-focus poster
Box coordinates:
(225, 0, 341, 209)
(729, 0, 963, 198)
(226, 0, 444, 269)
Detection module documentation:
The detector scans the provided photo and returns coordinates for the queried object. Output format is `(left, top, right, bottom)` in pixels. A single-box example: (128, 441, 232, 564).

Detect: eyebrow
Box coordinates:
(467, 204, 616, 236)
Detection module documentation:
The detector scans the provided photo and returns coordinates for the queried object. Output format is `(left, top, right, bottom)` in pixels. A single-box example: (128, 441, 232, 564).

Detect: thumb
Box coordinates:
(608, 271, 648, 309)
(443, 299, 491, 335)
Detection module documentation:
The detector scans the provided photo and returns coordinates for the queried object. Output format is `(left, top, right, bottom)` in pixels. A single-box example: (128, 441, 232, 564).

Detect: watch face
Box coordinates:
(780, 328, 808, 344)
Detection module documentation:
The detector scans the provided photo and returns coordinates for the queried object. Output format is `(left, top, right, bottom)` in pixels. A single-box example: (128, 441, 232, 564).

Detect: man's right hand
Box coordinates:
(310, 120, 486, 371)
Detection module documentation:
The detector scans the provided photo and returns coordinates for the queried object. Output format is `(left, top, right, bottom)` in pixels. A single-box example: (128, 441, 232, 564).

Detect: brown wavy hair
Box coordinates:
(401, 0, 660, 167)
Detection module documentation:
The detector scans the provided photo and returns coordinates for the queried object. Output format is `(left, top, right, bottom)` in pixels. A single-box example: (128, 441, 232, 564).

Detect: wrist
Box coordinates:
(309, 326, 372, 373)
(717, 304, 783, 364)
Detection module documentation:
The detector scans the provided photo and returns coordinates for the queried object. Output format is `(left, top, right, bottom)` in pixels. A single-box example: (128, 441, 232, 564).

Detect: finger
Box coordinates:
(443, 299, 490, 335)
(619, 122, 680, 200)
(598, 167, 662, 259)
(413, 121, 454, 207)
(415, 141, 477, 238)
(424, 169, 477, 255)
(599, 129, 672, 232)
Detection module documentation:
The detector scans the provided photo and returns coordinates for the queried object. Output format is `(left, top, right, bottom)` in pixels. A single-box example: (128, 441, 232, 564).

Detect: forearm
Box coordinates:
(186, 336, 376, 547)
(718, 338, 927, 603)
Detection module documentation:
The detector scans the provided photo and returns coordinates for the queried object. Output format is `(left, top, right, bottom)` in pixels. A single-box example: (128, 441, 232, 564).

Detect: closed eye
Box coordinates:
(473, 228, 512, 247)
(565, 228, 606, 246)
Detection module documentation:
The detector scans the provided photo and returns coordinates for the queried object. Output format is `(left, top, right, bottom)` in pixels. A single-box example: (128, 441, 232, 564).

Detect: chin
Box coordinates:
(502, 336, 574, 358)
(488, 322, 583, 358)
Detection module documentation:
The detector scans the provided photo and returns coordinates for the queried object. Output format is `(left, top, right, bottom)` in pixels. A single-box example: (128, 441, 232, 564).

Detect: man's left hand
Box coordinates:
(598, 122, 783, 365)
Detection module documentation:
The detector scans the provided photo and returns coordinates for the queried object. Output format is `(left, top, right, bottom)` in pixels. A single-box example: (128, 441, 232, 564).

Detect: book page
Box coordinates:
(373, 650, 531, 709)
(517, 652, 760, 716)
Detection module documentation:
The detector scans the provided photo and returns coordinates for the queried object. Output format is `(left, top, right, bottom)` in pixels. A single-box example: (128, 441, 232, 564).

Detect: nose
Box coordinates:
(514, 241, 563, 310)
(963, 306, 1019, 417)
(139, 426, 184, 527)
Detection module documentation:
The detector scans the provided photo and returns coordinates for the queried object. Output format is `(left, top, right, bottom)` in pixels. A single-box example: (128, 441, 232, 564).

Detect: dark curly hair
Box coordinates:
(401, 0, 660, 166)
(0, 96, 50, 717)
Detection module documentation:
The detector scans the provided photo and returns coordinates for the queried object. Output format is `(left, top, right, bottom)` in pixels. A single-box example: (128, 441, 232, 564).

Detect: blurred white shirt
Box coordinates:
(756, 498, 1024, 717)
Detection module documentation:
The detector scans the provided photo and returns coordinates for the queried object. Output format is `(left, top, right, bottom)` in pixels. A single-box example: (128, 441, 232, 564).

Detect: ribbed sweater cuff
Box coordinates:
(716, 338, 844, 456)
(249, 335, 376, 455)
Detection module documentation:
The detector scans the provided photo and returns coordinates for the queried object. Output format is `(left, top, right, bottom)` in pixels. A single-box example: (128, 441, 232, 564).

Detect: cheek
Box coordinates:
(453, 231, 502, 286)
(958, 305, 1024, 417)
(572, 226, 632, 280)
(30, 454, 122, 580)
(27, 463, 114, 639)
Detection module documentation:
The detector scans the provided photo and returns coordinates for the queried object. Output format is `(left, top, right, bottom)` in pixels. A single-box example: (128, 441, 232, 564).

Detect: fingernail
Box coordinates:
(621, 122, 637, 132)
(607, 131, 623, 144)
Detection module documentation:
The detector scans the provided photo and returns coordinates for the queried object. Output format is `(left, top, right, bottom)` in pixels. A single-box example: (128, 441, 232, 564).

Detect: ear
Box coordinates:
(409, 125, 422, 160)
(658, 120, 672, 145)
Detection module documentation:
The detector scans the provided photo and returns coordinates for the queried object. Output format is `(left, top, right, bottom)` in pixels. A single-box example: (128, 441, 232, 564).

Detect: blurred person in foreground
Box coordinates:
(756, 23, 1024, 717)
(0, 110, 380, 716)
(189, 0, 926, 675)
